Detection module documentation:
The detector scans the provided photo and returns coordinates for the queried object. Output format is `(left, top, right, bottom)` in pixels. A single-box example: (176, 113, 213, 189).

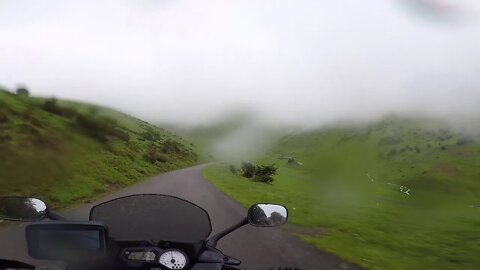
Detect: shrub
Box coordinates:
(254, 164, 277, 184)
(386, 149, 397, 157)
(457, 136, 475, 146)
(161, 139, 184, 154)
(270, 211, 286, 225)
(241, 161, 256, 178)
(159, 139, 197, 161)
(144, 146, 168, 163)
(140, 127, 161, 141)
(109, 128, 130, 142)
(15, 87, 30, 97)
(42, 98, 78, 118)
(75, 114, 129, 142)
(42, 98, 62, 115)
(379, 136, 403, 145)
(229, 165, 238, 175)
(76, 115, 104, 141)
(142, 139, 197, 162)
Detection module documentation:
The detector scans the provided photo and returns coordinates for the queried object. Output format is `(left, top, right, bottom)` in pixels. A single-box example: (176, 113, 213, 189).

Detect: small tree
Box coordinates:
(16, 87, 30, 97)
(161, 139, 183, 154)
(144, 146, 168, 163)
(140, 127, 161, 141)
(270, 211, 286, 225)
(241, 161, 255, 178)
(229, 165, 238, 175)
(254, 164, 277, 184)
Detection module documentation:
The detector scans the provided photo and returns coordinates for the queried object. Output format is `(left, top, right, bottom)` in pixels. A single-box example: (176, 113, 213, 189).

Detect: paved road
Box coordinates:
(0, 165, 361, 270)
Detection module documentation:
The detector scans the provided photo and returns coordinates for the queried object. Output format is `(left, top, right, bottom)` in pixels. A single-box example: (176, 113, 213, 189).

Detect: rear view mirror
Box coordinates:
(248, 204, 288, 227)
(0, 196, 48, 221)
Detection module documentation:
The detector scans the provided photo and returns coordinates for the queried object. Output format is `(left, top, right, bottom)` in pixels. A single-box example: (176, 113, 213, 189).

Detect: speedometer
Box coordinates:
(159, 249, 188, 270)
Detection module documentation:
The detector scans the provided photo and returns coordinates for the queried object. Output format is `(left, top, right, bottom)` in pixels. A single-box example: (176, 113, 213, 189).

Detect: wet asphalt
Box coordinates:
(0, 164, 362, 270)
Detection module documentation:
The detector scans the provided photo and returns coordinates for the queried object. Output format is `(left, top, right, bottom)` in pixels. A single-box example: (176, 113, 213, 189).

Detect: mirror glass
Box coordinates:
(248, 204, 288, 227)
(0, 197, 47, 221)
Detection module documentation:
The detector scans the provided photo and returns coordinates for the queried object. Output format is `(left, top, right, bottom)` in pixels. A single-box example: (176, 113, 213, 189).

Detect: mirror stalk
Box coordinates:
(47, 211, 65, 221)
(207, 217, 248, 248)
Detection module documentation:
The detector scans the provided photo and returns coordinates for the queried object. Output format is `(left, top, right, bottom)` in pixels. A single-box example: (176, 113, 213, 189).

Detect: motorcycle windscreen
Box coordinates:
(89, 194, 211, 242)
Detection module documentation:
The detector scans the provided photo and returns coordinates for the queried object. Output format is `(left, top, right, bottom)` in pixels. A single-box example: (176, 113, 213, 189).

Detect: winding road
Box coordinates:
(0, 165, 361, 270)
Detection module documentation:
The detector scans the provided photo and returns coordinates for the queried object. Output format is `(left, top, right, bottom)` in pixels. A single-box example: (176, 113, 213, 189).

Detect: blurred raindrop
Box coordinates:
(398, 0, 470, 24)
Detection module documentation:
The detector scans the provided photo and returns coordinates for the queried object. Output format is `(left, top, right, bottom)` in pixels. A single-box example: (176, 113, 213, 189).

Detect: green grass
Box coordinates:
(203, 117, 480, 270)
(0, 90, 197, 209)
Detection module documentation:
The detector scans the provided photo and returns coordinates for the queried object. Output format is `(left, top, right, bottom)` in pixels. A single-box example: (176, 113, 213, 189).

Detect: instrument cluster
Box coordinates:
(122, 247, 188, 269)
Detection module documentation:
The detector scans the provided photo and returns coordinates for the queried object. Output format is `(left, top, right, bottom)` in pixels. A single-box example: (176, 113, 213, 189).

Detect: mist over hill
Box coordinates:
(162, 107, 480, 161)
(1, 0, 480, 129)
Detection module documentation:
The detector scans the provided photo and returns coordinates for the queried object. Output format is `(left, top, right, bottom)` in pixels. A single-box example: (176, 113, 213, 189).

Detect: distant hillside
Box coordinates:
(271, 117, 480, 198)
(164, 122, 236, 161)
(163, 112, 250, 158)
(204, 116, 480, 270)
(164, 112, 285, 161)
(0, 89, 197, 208)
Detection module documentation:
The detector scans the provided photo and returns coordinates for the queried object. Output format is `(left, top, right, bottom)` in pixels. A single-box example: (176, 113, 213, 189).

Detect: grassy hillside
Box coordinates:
(204, 117, 480, 270)
(0, 89, 197, 209)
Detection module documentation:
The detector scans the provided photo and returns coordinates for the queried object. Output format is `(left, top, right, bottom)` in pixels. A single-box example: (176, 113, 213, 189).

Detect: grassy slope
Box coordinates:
(204, 117, 480, 270)
(0, 90, 197, 209)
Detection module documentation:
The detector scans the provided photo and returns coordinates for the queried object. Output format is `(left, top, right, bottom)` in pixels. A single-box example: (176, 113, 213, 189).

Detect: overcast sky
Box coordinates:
(1, 0, 479, 126)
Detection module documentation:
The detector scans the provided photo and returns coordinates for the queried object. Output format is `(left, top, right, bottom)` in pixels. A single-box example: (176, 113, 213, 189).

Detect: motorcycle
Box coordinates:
(0, 194, 288, 270)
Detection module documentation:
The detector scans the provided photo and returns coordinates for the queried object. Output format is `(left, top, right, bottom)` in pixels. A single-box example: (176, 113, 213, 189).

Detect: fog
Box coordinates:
(1, 0, 480, 128)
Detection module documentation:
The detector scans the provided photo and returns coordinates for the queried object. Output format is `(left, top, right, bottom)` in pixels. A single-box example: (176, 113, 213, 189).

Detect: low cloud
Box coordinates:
(0, 0, 479, 130)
